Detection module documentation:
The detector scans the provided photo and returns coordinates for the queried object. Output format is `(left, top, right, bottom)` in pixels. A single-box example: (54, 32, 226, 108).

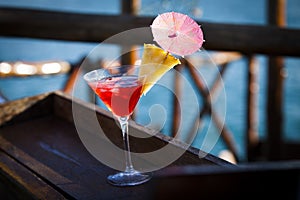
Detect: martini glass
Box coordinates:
(83, 65, 152, 186)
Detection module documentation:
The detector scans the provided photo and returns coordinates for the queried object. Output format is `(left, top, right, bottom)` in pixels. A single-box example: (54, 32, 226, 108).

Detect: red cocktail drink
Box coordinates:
(89, 76, 142, 117)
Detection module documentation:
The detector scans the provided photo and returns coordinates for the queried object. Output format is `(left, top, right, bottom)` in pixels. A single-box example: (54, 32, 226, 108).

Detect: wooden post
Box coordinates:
(171, 64, 183, 137)
(266, 0, 285, 160)
(246, 55, 259, 161)
(121, 0, 140, 65)
(122, 0, 140, 14)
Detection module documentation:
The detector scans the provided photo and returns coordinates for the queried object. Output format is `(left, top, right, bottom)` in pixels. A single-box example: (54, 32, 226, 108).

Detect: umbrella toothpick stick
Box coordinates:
(162, 52, 169, 63)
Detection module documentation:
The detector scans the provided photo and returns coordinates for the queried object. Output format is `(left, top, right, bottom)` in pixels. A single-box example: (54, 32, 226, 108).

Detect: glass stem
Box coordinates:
(118, 116, 135, 173)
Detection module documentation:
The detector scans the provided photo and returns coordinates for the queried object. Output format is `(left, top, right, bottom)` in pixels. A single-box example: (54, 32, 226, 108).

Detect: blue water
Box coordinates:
(0, 0, 300, 161)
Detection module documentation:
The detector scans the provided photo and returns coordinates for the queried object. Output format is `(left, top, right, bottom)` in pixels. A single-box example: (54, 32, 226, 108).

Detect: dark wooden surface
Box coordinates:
(1, 7, 300, 57)
(1, 93, 300, 199)
(0, 150, 66, 200)
(0, 92, 231, 199)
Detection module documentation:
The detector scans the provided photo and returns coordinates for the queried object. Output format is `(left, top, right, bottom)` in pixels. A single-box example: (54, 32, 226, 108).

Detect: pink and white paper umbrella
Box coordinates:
(151, 12, 204, 57)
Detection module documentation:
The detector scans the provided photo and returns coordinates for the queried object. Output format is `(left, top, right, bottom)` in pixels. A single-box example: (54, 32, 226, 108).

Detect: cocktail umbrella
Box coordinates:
(151, 11, 204, 57)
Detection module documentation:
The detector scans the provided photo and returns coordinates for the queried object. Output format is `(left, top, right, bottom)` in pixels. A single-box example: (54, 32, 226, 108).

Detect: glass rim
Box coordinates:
(83, 64, 142, 82)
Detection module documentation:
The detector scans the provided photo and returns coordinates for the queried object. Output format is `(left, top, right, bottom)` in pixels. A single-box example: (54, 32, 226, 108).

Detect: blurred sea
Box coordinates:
(0, 0, 300, 161)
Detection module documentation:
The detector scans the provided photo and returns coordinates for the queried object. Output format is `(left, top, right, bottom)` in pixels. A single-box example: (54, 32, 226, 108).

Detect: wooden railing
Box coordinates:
(1, 2, 300, 162)
(1, 7, 300, 57)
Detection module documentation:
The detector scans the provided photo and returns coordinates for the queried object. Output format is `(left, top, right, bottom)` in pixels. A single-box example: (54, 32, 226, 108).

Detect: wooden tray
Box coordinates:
(0, 91, 231, 199)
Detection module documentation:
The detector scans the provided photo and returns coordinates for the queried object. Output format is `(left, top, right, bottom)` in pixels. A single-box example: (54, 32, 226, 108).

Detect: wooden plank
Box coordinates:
(0, 150, 67, 199)
(202, 22, 300, 56)
(0, 7, 153, 44)
(0, 92, 52, 126)
(1, 7, 300, 57)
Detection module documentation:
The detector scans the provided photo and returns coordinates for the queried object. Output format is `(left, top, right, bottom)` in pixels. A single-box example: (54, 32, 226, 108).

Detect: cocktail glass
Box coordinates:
(83, 65, 152, 186)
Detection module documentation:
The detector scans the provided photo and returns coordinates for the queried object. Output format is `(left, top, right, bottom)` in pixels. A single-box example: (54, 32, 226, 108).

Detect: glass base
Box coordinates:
(107, 170, 152, 186)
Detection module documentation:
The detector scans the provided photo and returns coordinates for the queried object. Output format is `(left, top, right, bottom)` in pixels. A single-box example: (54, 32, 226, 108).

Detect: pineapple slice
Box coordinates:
(139, 44, 181, 95)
